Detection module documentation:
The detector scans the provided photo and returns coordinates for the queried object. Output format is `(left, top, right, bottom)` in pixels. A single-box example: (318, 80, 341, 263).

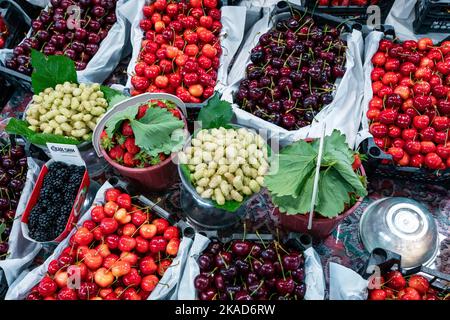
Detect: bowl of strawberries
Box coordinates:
(93, 93, 188, 191)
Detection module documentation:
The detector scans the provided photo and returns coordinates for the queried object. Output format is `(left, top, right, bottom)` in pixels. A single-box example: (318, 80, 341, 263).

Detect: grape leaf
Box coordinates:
(30, 49, 78, 94)
(266, 129, 367, 218)
(265, 140, 317, 197)
(100, 85, 128, 107)
(197, 92, 233, 129)
(104, 104, 140, 138)
(6, 118, 80, 145)
(271, 172, 316, 215)
(130, 107, 184, 157)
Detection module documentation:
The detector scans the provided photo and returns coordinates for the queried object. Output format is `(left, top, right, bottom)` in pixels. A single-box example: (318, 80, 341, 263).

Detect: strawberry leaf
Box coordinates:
(30, 49, 78, 94)
(197, 92, 233, 129)
(130, 107, 185, 157)
(104, 104, 139, 138)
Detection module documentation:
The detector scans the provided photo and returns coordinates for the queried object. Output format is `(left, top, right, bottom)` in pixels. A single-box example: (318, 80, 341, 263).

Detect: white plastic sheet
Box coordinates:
(329, 262, 368, 300)
(177, 236, 326, 300)
(125, 1, 247, 95)
(223, 14, 365, 149)
(355, 31, 384, 148)
(0, 0, 130, 84)
(177, 233, 210, 300)
(0, 157, 42, 287)
(385, 0, 450, 43)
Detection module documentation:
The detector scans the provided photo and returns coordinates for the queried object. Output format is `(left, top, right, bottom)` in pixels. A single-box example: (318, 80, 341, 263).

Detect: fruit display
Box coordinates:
(234, 13, 347, 130)
(367, 38, 450, 170)
(0, 143, 26, 259)
(130, 0, 222, 102)
(0, 14, 8, 49)
(100, 99, 184, 168)
(25, 188, 181, 300)
(178, 127, 268, 205)
(26, 161, 85, 242)
(4, 0, 118, 75)
(368, 271, 449, 300)
(25, 82, 108, 141)
(194, 238, 306, 300)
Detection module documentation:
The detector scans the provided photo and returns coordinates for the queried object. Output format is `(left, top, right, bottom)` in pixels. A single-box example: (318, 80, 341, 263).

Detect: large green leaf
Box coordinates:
(30, 50, 78, 94)
(100, 85, 128, 107)
(267, 129, 367, 217)
(265, 140, 317, 197)
(197, 92, 233, 129)
(130, 107, 184, 157)
(105, 104, 140, 138)
(314, 167, 353, 218)
(6, 118, 80, 145)
(271, 172, 316, 215)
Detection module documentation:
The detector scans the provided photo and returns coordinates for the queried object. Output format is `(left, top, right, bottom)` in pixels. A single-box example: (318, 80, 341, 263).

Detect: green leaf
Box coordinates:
(100, 85, 128, 107)
(266, 129, 367, 217)
(31, 49, 78, 94)
(265, 140, 317, 197)
(314, 167, 353, 218)
(320, 130, 354, 165)
(130, 107, 185, 157)
(271, 173, 316, 215)
(197, 92, 233, 129)
(105, 104, 140, 138)
(6, 118, 79, 145)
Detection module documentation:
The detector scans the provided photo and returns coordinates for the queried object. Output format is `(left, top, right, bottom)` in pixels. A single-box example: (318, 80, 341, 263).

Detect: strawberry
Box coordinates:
(123, 152, 137, 167)
(121, 121, 134, 136)
(108, 145, 124, 162)
(137, 104, 149, 120)
(100, 130, 114, 151)
(124, 137, 140, 155)
(352, 154, 362, 171)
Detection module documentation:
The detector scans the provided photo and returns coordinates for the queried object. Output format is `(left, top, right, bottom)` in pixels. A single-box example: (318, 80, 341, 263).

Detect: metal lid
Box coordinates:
(359, 197, 438, 269)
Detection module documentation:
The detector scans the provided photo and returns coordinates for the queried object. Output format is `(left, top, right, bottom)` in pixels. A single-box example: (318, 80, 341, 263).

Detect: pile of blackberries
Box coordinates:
(28, 162, 85, 242)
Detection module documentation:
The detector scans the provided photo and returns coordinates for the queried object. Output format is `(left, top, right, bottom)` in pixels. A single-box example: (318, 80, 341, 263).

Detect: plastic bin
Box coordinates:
(413, 0, 450, 34)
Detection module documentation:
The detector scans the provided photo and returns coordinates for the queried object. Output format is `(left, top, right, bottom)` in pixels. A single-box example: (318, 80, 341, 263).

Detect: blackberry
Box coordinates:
(39, 188, 52, 200)
(27, 161, 85, 242)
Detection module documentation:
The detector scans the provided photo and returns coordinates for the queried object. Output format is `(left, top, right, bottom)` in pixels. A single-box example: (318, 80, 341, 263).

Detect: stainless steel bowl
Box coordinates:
(359, 197, 439, 268)
(177, 125, 267, 230)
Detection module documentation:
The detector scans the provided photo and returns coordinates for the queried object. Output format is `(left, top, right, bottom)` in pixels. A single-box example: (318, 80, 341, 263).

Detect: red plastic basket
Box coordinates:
(21, 160, 90, 243)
